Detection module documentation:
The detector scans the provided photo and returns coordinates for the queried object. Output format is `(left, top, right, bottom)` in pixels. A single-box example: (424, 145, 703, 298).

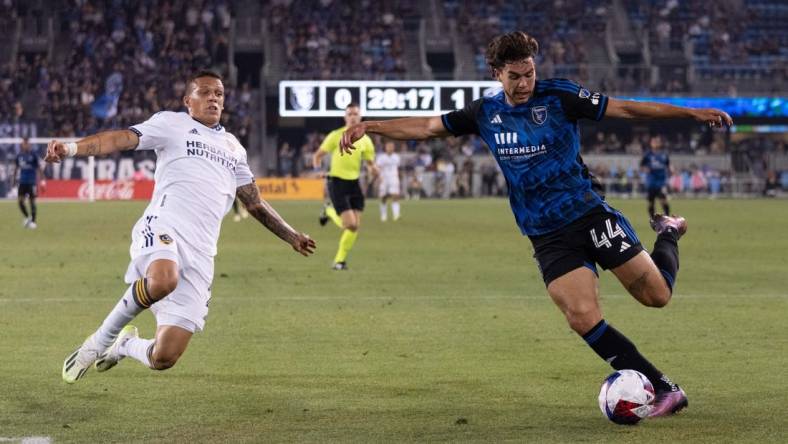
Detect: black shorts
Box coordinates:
(18, 184, 36, 198)
(328, 176, 364, 213)
(529, 206, 644, 285)
(647, 187, 667, 201)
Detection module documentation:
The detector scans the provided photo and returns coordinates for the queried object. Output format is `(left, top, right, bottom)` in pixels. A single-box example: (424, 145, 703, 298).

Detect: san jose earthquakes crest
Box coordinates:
(532, 106, 547, 125)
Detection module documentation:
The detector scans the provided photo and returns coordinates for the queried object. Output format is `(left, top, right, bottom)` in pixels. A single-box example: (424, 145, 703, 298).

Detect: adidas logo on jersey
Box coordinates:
(490, 114, 503, 124)
(619, 241, 631, 252)
(189, 128, 200, 135)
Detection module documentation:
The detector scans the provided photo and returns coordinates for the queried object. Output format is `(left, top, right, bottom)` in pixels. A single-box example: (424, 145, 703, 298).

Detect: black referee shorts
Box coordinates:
(529, 206, 644, 286)
(18, 184, 36, 198)
(646, 187, 668, 201)
(327, 176, 364, 213)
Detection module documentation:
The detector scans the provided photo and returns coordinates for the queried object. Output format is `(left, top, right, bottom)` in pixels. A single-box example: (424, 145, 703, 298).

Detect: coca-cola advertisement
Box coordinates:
(39, 179, 155, 200)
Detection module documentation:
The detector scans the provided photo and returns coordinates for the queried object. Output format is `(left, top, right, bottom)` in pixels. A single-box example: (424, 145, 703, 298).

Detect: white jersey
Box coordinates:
(130, 111, 254, 256)
(376, 152, 401, 181)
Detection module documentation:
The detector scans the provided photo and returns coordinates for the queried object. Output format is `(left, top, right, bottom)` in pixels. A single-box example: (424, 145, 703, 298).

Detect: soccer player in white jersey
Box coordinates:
(46, 71, 316, 383)
(375, 141, 402, 221)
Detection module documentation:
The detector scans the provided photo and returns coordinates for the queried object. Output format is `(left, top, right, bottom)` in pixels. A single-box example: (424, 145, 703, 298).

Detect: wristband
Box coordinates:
(64, 142, 78, 157)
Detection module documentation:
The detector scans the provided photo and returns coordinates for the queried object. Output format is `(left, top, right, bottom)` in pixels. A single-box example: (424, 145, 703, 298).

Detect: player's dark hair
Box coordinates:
(185, 70, 223, 96)
(485, 31, 539, 74)
(346, 102, 360, 109)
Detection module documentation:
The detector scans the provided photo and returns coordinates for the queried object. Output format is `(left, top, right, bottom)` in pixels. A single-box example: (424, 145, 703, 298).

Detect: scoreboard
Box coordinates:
(279, 80, 502, 117)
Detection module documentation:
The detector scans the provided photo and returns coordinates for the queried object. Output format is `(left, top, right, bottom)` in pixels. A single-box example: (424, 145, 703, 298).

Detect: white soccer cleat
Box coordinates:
(233, 214, 241, 222)
(27, 221, 37, 229)
(62, 334, 104, 384)
(22, 217, 30, 228)
(95, 325, 138, 372)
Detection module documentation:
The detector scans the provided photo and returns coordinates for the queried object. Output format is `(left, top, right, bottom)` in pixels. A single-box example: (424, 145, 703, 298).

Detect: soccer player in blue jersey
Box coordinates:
(13, 137, 45, 229)
(339, 31, 732, 418)
(640, 135, 671, 218)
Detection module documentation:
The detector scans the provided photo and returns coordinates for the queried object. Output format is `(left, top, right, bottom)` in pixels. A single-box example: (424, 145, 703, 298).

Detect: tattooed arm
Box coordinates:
(236, 182, 316, 256)
(45, 130, 139, 163)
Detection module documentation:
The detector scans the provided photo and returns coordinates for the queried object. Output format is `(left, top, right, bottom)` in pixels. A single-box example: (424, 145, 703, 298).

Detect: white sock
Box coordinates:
(379, 201, 387, 221)
(119, 336, 155, 368)
(94, 285, 145, 348)
(392, 201, 400, 220)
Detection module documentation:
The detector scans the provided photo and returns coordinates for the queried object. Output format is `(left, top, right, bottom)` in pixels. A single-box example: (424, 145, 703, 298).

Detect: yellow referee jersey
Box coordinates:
(319, 126, 375, 180)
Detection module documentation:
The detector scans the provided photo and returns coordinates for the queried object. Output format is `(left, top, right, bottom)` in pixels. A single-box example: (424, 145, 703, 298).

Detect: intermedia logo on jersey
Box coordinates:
(78, 180, 135, 200)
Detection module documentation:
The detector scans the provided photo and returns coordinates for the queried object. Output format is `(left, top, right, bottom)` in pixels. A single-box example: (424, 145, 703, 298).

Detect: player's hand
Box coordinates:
(45, 140, 68, 163)
(291, 232, 316, 257)
(368, 164, 380, 181)
(692, 108, 733, 128)
(339, 123, 367, 155)
(38, 179, 47, 193)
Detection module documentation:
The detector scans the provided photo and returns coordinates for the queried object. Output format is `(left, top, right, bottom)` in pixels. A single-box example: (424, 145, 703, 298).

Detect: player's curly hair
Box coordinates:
(485, 32, 539, 75)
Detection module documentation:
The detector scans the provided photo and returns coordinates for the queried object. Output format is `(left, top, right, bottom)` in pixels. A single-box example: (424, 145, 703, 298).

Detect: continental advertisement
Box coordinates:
(255, 178, 324, 200)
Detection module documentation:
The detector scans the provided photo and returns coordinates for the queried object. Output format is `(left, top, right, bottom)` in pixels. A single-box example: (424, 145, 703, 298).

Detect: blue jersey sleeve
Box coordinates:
(441, 98, 483, 136)
(537, 79, 609, 121)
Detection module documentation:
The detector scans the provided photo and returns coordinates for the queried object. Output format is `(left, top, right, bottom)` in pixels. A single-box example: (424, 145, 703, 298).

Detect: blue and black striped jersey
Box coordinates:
(441, 78, 609, 236)
(15, 151, 40, 185)
(640, 151, 670, 189)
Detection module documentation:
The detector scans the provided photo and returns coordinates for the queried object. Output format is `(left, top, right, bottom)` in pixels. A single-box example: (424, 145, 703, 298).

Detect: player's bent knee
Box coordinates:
(150, 351, 181, 370)
(563, 306, 600, 334)
(344, 223, 359, 232)
(640, 284, 672, 308)
(146, 276, 179, 301)
(648, 287, 672, 308)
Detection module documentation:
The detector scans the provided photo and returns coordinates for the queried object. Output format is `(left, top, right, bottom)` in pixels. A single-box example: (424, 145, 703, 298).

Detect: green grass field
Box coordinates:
(1, 198, 786, 443)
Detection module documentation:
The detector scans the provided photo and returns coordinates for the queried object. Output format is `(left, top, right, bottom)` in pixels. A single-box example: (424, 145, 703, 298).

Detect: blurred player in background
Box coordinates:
(376, 140, 402, 222)
(231, 197, 249, 222)
(13, 137, 45, 229)
(340, 31, 732, 417)
(312, 103, 379, 270)
(48, 70, 315, 383)
(640, 135, 671, 218)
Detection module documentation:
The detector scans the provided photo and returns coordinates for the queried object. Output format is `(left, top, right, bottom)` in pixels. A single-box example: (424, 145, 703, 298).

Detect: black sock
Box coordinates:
(30, 199, 37, 222)
(651, 231, 679, 291)
(18, 200, 29, 218)
(663, 202, 670, 216)
(583, 320, 676, 392)
(647, 201, 655, 218)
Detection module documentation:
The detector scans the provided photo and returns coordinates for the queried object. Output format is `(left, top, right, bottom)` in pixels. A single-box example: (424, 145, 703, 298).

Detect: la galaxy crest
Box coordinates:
(532, 106, 548, 125)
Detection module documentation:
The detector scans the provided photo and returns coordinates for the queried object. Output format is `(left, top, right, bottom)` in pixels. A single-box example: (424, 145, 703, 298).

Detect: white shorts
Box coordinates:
(124, 215, 213, 332)
(378, 177, 401, 197)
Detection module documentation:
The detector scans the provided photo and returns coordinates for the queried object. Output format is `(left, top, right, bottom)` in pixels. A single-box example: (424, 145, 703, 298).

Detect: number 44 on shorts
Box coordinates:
(590, 220, 630, 252)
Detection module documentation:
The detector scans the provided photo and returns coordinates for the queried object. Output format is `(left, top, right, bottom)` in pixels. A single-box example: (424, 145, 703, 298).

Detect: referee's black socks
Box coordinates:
(582, 319, 676, 393)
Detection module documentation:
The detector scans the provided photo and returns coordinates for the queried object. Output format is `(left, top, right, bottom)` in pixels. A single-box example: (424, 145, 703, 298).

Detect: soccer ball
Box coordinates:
(598, 369, 655, 425)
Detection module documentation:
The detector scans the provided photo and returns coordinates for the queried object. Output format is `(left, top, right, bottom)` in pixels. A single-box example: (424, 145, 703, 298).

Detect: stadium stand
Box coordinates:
(267, 0, 416, 80)
(0, 0, 785, 199)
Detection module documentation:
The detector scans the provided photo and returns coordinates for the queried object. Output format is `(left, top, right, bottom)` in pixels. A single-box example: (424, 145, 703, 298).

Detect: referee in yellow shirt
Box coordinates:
(312, 103, 379, 270)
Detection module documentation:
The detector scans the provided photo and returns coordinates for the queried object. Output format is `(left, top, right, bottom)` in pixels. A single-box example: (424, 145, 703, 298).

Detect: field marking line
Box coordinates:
(0, 294, 785, 303)
(0, 438, 52, 444)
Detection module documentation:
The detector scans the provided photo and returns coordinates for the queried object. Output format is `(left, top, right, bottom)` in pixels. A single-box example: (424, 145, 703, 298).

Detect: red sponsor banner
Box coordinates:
(39, 180, 155, 200)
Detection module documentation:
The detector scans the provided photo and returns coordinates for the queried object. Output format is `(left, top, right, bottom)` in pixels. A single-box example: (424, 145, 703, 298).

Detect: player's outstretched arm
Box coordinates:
(45, 130, 139, 163)
(339, 116, 449, 155)
(236, 182, 316, 256)
(605, 98, 733, 128)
